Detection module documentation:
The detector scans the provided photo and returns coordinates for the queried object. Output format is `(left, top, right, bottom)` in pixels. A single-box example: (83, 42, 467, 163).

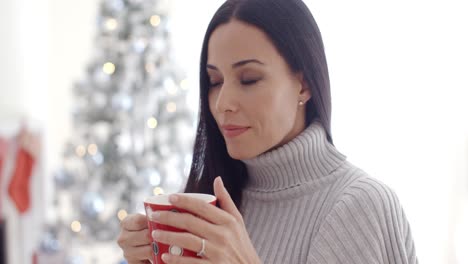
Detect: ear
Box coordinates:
(297, 73, 312, 103)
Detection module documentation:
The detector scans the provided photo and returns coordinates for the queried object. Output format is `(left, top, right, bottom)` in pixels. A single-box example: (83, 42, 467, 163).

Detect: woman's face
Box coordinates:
(207, 19, 311, 160)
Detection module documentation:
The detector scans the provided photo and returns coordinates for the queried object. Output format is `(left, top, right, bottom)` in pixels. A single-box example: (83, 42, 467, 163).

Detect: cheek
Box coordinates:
(255, 88, 297, 136)
(259, 89, 296, 119)
(243, 94, 280, 131)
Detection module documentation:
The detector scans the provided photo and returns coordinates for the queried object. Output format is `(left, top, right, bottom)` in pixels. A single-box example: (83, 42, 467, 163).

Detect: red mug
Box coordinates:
(144, 193, 217, 264)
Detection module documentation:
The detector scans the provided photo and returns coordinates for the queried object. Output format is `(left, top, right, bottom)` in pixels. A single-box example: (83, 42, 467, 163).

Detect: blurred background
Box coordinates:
(0, 0, 467, 263)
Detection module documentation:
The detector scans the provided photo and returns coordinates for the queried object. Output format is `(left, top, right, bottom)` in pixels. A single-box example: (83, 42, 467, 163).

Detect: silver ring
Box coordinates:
(196, 238, 206, 257)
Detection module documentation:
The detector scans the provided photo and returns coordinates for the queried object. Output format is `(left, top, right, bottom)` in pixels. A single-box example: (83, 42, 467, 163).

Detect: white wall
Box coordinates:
(0, 1, 49, 263)
(305, 1, 468, 263)
(1, 0, 466, 263)
(0, 0, 96, 263)
(0, 1, 24, 120)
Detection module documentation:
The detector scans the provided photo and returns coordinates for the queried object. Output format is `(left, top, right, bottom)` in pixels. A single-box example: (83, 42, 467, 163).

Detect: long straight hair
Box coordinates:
(184, 0, 334, 208)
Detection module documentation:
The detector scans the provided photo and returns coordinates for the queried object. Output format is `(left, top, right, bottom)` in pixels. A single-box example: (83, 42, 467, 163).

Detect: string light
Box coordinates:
(167, 85, 178, 95)
(150, 15, 161, 27)
(180, 79, 189, 90)
(75, 145, 86, 157)
(117, 209, 128, 221)
(87, 144, 98, 155)
(103, 62, 116, 75)
(147, 117, 158, 129)
(153, 187, 164, 195)
(105, 18, 118, 30)
(145, 62, 155, 73)
(71, 221, 82, 233)
(166, 102, 177, 113)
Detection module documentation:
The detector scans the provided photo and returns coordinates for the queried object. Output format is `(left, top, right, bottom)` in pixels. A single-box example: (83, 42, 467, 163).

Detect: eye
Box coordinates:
(241, 79, 259, 85)
(209, 81, 223, 88)
(208, 76, 223, 88)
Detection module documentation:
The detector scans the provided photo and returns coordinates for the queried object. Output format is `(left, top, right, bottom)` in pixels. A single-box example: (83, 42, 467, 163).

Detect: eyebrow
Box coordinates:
(206, 59, 264, 71)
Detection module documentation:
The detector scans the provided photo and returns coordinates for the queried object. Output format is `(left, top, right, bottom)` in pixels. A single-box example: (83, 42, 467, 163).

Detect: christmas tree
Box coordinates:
(39, 0, 195, 262)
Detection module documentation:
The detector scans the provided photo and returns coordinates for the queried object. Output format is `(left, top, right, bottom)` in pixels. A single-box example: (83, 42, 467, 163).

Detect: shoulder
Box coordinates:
(324, 160, 402, 214)
(322, 165, 414, 250)
(326, 162, 403, 214)
(314, 160, 412, 241)
(308, 167, 418, 263)
(329, 166, 407, 230)
(340, 173, 404, 217)
(298, 160, 409, 242)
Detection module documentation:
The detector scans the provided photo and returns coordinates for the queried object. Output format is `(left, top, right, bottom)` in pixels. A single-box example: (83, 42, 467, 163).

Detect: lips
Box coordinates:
(221, 125, 250, 138)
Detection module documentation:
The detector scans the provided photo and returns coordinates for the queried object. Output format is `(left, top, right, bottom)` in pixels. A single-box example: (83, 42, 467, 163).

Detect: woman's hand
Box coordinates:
(117, 213, 153, 264)
(150, 176, 261, 264)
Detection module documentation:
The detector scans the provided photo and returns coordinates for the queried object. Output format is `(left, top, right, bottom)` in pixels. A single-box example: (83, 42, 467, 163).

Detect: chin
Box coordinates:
(226, 147, 258, 160)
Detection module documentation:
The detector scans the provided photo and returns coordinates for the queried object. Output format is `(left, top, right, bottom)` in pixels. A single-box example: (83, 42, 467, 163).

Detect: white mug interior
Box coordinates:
(144, 193, 216, 206)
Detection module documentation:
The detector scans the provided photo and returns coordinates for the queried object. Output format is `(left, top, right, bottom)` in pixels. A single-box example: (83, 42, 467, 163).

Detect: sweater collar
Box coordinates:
(241, 120, 347, 192)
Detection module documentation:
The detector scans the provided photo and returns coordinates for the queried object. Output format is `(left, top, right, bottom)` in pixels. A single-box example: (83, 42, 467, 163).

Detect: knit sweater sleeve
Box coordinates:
(307, 177, 418, 264)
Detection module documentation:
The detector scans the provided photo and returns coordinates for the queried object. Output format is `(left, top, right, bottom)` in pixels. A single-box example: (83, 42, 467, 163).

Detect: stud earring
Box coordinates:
(299, 101, 304, 106)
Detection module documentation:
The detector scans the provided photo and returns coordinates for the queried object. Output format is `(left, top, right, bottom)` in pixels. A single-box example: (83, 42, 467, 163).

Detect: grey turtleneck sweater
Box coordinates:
(240, 121, 418, 264)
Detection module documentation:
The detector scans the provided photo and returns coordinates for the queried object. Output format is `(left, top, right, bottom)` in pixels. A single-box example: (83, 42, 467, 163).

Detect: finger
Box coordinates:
(151, 230, 216, 259)
(123, 244, 153, 263)
(166, 193, 232, 225)
(213, 176, 243, 222)
(118, 228, 152, 249)
(161, 253, 210, 264)
(151, 211, 218, 239)
(122, 213, 148, 231)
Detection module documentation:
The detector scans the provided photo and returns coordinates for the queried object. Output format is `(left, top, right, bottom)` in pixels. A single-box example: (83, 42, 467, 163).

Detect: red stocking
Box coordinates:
(8, 146, 35, 214)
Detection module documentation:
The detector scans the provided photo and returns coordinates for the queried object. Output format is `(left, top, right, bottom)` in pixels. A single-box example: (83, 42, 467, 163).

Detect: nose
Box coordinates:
(214, 81, 239, 113)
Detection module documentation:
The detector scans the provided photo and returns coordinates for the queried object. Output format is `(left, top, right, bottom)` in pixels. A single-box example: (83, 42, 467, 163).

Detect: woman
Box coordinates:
(118, 0, 418, 263)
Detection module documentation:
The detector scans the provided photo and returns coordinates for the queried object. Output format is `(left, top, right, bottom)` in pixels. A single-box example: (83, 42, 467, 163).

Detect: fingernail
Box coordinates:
(169, 194, 178, 203)
(218, 176, 225, 187)
(152, 230, 161, 239)
(161, 253, 170, 262)
(151, 211, 160, 221)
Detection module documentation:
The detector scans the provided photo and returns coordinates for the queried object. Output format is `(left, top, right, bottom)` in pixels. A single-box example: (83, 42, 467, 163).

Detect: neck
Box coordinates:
(240, 120, 346, 192)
